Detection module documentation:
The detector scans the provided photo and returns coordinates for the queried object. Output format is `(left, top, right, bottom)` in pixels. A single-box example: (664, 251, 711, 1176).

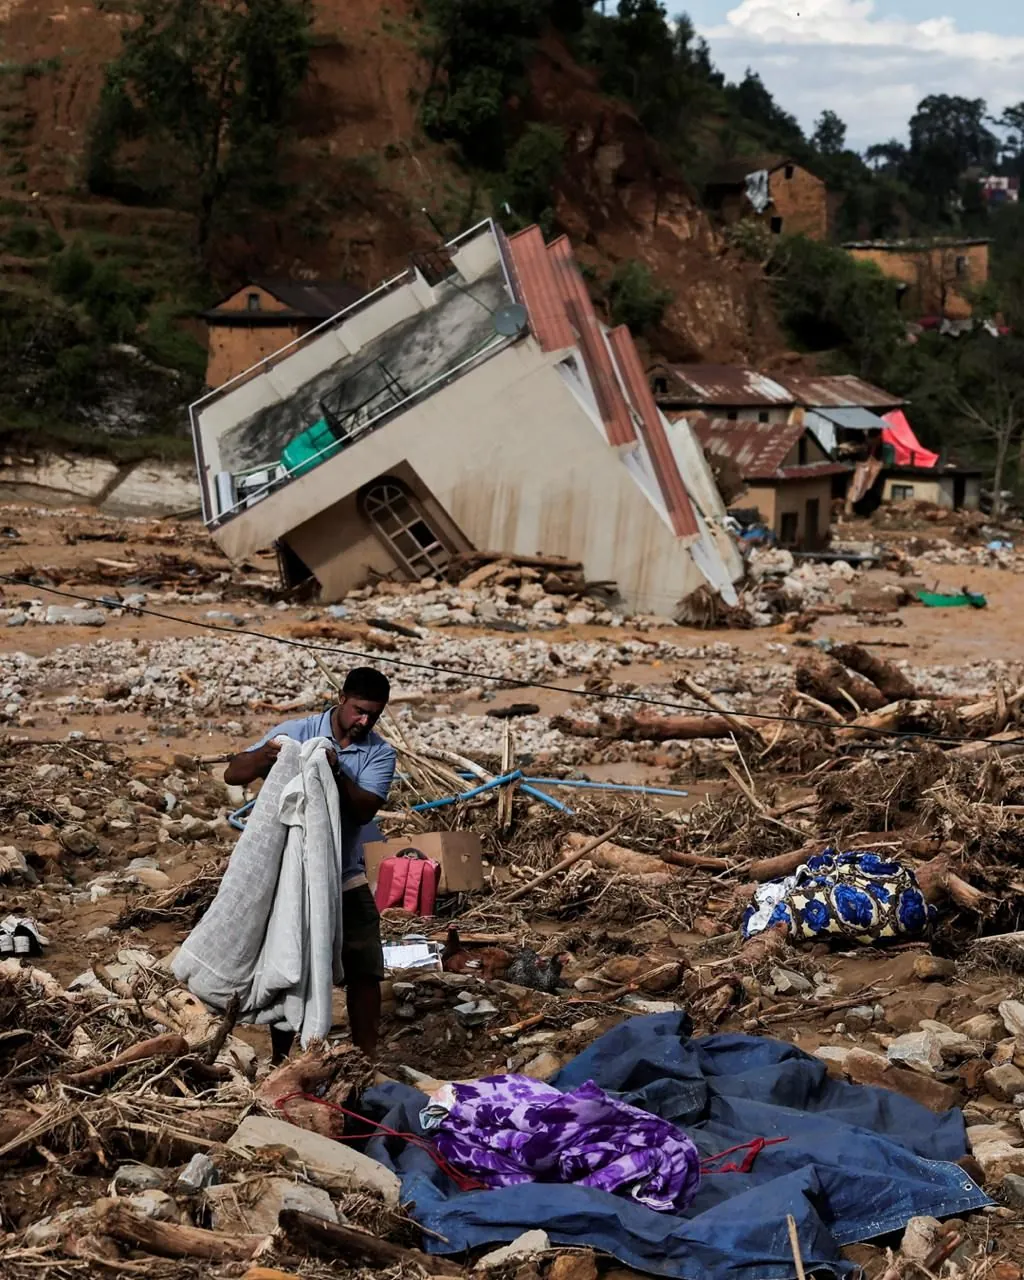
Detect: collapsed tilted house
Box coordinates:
(189, 219, 742, 613)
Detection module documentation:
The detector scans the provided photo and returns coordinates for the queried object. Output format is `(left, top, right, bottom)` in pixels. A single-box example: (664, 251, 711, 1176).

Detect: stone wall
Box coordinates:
(0, 453, 200, 516)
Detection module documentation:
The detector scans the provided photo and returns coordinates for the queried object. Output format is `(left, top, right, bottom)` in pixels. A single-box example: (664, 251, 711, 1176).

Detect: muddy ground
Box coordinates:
(2, 501, 1024, 1278)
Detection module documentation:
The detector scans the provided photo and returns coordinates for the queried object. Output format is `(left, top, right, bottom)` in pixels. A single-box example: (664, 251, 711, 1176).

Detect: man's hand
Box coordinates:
(224, 739, 280, 787)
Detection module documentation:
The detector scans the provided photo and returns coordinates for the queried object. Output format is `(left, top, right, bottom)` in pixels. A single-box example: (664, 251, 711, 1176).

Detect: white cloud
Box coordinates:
(698, 0, 1024, 148)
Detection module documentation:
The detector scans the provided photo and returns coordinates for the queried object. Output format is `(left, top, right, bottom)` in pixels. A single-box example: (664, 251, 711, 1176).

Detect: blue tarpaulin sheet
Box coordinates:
(362, 1014, 989, 1279)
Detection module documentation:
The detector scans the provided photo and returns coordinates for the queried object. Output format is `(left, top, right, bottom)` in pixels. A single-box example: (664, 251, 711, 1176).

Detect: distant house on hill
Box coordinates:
(202, 278, 365, 389)
(704, 156, 828, 240)
(842, 238, 990, 321)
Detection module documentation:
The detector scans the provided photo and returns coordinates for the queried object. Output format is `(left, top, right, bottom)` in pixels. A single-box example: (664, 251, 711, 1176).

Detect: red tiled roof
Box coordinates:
(547, 238, 635, 448)
(608, 326, 697, 537)
(505, 226, 575, 352)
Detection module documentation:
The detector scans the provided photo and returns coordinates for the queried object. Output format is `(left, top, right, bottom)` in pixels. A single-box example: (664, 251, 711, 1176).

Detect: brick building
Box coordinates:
(843, 238, 990, 320)
(202, 278, 364, 389)
(705, 156, 828, 240)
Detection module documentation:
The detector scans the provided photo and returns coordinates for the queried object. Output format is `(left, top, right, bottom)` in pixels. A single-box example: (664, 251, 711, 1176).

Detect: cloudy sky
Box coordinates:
(682, 0, 1023, 151)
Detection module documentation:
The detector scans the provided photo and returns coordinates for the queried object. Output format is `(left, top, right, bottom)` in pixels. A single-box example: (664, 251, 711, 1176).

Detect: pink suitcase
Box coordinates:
(374, 847, 441, 917)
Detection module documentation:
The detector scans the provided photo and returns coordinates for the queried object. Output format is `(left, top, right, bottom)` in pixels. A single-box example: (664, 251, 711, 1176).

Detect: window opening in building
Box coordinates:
(955, 255, 968, 277)
(779, 511, 799, 544)
(784, 164, 794, 180)
(727, 409, 738, 420)
(798, 436, 808, 465)
(247, 292, 261, 311)
(361, 479, 452, 579)
(770, 216, 783, 234)
(891, 484, 915, 501)
(758, 411, 770, 423)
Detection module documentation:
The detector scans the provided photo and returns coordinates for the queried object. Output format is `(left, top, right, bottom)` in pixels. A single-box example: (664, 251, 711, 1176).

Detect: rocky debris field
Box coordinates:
(2, 503, 1024, 1277)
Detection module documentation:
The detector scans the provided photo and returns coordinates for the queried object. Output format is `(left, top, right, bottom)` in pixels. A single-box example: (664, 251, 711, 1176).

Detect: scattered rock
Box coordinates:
(521, 1052, 564, 1080)
(913, 954, 956, 981)
(111, 1163, 168, 1193)
(1000, 1173, 1024, 1209)
(886, 1030, 944, 1076)
(177, 1153, 218, 1191)
(228, 1115, 401, 1205)
(972, 1141, 1024, 1184)
(125, 1189, 180, 1221)
(999, 1001, 1024, 1039)
(208, 1176, 337, 1235)
(985, 1062, 1024, 1102)
(961, 1014, 1006, 1042)
(770, 967, 813, 995)
(548, 1253, 599, 1280)
(844, 1048, 958, 1112)
(900, 1216, 943, 1263)
(476, 1230, 551, 1270)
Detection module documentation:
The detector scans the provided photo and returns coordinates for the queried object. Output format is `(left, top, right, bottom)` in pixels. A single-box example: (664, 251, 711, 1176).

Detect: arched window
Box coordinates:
(360, 478, 452, 579)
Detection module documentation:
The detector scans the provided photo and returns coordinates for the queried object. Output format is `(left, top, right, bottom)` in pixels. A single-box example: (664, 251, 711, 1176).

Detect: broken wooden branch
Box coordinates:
(676, 675, 766, 748)
(278, 1209, 463, 1275)
(97, 1199, 267, 1262)
(62, 1033, 189, 1089)
(504, 822, 623, 902)
(829, 642, 919, 702)
(795, 653, 887, 713)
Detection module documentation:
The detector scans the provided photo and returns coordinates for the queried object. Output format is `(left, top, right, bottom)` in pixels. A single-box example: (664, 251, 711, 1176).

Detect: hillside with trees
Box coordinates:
(0, 0, 1021, 495)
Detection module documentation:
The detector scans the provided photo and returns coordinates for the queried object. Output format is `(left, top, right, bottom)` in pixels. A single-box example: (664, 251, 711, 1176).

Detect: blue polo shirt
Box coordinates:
(248, 709, 396, 884)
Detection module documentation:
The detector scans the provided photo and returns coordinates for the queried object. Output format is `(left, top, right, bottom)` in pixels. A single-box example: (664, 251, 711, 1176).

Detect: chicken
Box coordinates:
(441, 927, 514, 981)
(504, 948, 565, 994)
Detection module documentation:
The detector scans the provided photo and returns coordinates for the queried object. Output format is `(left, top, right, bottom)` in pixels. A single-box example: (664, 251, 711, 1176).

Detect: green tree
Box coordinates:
(605, 259, 672, 334)
(90, 0, 313, 249)
(907, 95, 997, 223)
(496, 123, 566, 230)
(949, 336, 1024, 515)
(811, 109, 846, 157)
(767, 235, 905, 381)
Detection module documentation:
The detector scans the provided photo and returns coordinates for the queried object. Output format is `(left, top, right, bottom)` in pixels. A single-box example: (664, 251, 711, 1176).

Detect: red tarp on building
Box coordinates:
(882, 410, 938, 468)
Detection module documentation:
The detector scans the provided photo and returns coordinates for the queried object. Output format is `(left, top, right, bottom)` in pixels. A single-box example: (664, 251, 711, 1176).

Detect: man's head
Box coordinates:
(336, 667, 391, 741)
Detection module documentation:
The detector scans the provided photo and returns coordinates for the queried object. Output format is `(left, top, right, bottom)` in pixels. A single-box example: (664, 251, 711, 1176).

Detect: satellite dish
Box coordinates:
(493, 303, 528, 338)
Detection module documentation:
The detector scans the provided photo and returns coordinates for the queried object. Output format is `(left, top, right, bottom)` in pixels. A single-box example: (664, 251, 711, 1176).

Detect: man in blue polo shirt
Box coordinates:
(223, 666, 396, 1061)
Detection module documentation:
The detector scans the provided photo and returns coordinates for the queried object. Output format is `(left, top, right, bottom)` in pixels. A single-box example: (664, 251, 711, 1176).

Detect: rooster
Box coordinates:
(441, 927, 514, 981)
(442, 929, 566, 993)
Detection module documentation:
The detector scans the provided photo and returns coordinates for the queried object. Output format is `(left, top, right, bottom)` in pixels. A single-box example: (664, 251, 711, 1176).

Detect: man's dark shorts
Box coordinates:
(342, 884, 385, 982)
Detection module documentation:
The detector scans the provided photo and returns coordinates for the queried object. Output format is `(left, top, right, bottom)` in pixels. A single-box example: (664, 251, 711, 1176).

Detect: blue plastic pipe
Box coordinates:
(409, 770, 524, 813)
(520, 782, 574, 814)
(522, 777, 689, 799)
(228, 798, 255, 831)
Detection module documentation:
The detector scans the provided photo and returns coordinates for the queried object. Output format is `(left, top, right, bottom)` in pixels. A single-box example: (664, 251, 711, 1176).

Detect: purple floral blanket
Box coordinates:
(433, 1074, 701, 1212)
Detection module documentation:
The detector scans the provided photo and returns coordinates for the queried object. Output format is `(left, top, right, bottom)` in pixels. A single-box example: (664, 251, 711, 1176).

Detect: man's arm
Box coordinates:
(224, 740, 280, 787)
(330, 745, 396, 824)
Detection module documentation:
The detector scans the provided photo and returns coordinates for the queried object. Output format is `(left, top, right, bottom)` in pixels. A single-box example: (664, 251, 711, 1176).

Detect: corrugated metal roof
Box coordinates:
(505, 226, 575, 352)
(547, 237, 636, 448)
(777, 373, 903, 409)
(608, 326, 698, 538)
(651, 364, 794, 407)
(773, 462, 851, 481)
(691, 417, 805, 479)
(813, 406, 890, 431)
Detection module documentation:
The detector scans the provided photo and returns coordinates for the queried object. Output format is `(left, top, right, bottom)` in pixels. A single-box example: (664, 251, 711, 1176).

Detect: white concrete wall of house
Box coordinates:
(195, 278, 430, 475)
(451, 232, 502, 282)
(964, 477, 981, 510)
(213, 341, 715, 613)
(664, 416, 744, 583)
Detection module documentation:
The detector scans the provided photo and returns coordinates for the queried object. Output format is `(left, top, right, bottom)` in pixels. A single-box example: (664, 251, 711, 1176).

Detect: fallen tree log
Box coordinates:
(279, 1209, 463, 1275)
(62, 1033, 189, 1089)
(839, 699, 947, 741)
(551, 713, 733, 741)
(748, 841, 822, 883)
(660, 848, 733, 870)
(562, 832, 683, 877)
(795, 653, 887, 713)
(830, 643, 919, 701)
(505, 823, 623, 902)
(97, 1200, 267, 1262)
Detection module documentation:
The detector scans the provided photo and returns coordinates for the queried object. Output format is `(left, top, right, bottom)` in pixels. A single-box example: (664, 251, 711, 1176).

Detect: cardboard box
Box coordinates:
(363, 831, 484, 895)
